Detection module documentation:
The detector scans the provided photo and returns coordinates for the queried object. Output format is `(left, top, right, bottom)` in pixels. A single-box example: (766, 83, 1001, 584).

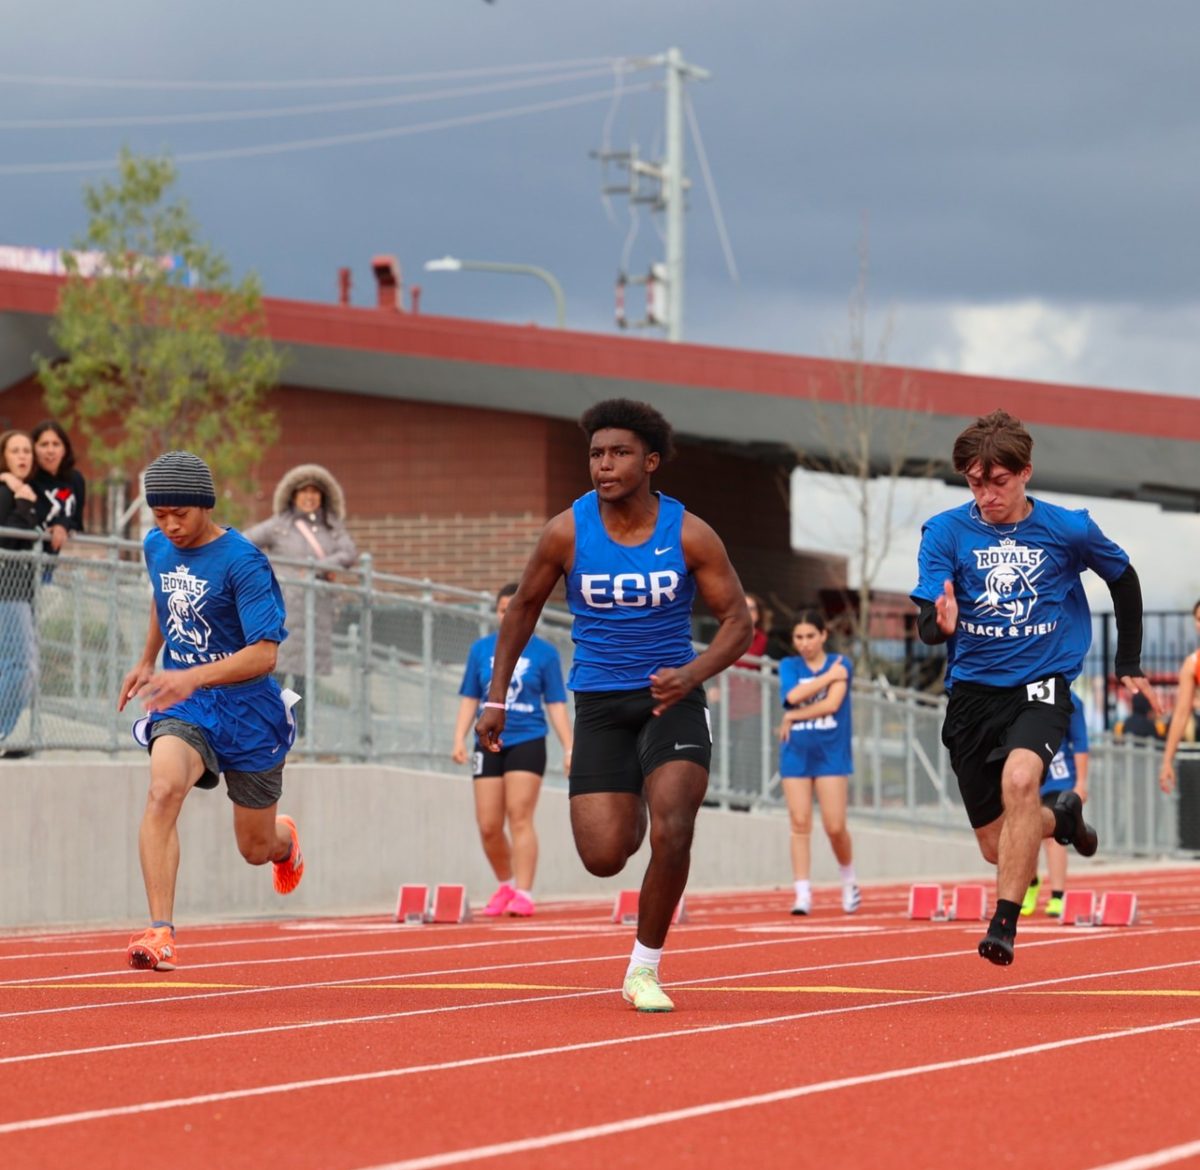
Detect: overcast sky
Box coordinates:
(3, 1, 1199, 397)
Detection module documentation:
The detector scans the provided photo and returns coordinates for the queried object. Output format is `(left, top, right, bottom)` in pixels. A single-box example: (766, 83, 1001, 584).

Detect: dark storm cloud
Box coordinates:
(2, 0, 1198, 365)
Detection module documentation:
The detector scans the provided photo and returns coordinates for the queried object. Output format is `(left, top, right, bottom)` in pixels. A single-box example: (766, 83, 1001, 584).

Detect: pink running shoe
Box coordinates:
(482, 884, 517, 916)
(506, 891, 535, 917)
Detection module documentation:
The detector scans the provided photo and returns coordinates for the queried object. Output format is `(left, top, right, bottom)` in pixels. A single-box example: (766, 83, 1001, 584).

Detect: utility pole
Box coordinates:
(595, 47, 709, 342)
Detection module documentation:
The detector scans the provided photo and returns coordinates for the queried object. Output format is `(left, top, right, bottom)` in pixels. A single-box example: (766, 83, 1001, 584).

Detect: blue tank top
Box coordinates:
(566, 490, 697, 692)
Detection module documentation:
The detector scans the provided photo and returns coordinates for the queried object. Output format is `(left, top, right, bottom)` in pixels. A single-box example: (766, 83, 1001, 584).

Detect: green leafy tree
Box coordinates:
(36, 149, 282, 523)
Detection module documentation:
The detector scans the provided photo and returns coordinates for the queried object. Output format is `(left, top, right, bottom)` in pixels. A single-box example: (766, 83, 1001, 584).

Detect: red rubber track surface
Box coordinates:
(3, 868, 1200, 1170)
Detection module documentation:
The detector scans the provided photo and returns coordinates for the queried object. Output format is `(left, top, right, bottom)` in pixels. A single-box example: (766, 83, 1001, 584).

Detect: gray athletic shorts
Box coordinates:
(148, 717, 284, 810)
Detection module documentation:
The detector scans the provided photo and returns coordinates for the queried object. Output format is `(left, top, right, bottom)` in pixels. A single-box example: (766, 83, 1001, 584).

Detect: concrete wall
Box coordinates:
(0, 760, 990, 929)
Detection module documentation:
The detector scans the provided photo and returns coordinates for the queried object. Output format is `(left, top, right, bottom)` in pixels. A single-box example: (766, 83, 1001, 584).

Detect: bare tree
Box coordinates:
(794, 228, 936, 677)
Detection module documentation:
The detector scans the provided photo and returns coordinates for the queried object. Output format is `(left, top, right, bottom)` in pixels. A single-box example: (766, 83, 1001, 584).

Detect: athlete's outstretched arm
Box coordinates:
(476, 511, 574, 751)
(649, 514, 752, 715)
(1106, 564, 1160, 713)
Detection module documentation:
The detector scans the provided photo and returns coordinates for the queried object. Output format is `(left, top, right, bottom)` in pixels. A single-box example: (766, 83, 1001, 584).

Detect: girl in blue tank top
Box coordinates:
(777, 610, 859, 917)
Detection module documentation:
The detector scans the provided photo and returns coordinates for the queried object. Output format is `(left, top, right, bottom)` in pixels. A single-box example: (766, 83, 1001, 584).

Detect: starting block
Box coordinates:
(429, 884, 472, 924)
(907, 884, 946, 920)
(1061, 889, 1097, 926)
(611, 889, 687, 925)
(948, 884, 989, 921)
(1096, 891, 1138, 926)
(393, 884, 430, 925)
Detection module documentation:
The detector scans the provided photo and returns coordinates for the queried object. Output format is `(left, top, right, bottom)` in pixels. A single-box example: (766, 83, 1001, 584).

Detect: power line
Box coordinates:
(0, 57, 630, 92)
(0, 83, 656, 176)
(685, 91, 739, 286)
(0, 65, 626, 130)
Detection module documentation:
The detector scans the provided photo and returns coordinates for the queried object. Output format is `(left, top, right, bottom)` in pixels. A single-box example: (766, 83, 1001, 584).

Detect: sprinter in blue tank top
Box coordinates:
(476, 399, 752, 1013)
(911, 410, 1157, 968)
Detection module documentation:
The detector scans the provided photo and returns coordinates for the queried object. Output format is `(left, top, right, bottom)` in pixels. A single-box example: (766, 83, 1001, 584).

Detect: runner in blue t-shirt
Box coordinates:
(117, 451, 304, 973)
(474, 399, 752, 1013)
(777, 610, 860, 916)
(1021, 693, 1089, 919)
(452, 582, 572, 919)
(911, 410, 1157, 967)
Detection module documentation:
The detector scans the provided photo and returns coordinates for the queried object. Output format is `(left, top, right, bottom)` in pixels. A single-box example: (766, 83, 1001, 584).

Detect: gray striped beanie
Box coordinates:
(143, 451, 216, 508)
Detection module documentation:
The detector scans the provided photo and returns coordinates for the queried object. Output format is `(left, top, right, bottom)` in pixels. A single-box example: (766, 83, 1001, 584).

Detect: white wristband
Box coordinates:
(481, 701, 507, 711)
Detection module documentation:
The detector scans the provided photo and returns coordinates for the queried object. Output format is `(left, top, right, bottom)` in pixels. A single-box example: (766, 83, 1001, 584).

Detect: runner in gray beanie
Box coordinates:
(143, 451, 216, 508)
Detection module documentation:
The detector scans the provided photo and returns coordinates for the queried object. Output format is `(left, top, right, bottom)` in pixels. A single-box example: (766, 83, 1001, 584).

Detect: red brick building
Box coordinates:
(3, 263, 1199, 622)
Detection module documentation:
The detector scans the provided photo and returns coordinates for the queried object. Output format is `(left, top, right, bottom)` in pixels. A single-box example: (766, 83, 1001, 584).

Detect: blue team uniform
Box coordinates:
(778, 653, 854, 777)
(459, 631, 567, 747)
(566, 491, 697, 691)
(911, 499, 1130, 688)
(134, 527, 292, 772)
(1042, 694, 1089, 796)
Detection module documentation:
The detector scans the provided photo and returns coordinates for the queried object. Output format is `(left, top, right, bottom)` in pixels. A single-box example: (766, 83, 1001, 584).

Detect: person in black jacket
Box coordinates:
(30, 419, 86, 558)
(0, 429, 40, 757)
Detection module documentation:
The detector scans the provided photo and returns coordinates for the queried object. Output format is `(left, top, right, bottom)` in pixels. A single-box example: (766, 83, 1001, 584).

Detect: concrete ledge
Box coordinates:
(0, 760, 989, 929)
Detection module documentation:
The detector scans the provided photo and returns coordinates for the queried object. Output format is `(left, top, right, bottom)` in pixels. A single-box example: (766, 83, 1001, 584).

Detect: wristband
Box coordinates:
(481, 701, 507, 711)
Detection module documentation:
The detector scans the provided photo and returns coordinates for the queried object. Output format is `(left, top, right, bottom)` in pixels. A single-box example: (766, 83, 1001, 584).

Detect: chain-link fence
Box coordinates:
(0, 529, 1185, 856)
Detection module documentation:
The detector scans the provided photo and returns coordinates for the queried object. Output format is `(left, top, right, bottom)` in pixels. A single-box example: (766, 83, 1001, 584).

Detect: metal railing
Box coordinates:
(0, 531, 1186, 857)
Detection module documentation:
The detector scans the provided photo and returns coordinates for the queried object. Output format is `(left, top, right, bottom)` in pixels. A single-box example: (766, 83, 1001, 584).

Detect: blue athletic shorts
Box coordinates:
(132, 675, 296, 774)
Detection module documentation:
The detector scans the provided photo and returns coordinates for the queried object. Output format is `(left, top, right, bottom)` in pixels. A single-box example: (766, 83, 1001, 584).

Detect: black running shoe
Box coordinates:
(978, 930, 1015, 966)
(1053, 790, 1098, 857)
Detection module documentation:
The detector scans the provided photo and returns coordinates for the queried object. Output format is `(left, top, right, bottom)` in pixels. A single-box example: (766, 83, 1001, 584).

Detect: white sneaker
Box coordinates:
(790, 891, 812, 916)
(842, 883, 862, 914)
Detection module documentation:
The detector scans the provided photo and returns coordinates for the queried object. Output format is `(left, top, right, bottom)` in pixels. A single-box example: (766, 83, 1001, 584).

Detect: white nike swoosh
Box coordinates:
(655, 546, 673, 555)
(674, 742, 703, 751)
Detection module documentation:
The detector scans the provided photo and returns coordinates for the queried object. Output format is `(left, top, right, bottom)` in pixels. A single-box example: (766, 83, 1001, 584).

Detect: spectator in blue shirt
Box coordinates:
(452, 583, 572, 918)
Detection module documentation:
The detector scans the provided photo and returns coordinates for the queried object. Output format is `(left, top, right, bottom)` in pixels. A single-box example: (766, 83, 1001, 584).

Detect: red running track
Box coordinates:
(2, 868, 1199, 1170)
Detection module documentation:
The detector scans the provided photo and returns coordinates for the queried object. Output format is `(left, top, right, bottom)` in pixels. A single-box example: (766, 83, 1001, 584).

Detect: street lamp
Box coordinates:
(423, 256, 566, 329)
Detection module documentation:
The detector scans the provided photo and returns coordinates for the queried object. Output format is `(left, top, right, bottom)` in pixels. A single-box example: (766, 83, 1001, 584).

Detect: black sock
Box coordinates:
(1051, 889, 1064, 900)
(990, 899, 1021, 938)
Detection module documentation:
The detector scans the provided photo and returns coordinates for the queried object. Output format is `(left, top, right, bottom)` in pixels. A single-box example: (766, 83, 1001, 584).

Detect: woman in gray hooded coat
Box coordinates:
(245, 464, 359, 735)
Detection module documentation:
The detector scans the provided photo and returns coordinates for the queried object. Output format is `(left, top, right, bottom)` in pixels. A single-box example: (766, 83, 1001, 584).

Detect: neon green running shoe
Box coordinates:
(622, 966, 674, 1013)
(1045, 895, 1064, 918)
(1020, 877, 1040, 917)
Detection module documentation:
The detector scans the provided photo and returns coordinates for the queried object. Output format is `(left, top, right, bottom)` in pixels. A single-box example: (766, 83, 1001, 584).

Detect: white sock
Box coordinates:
(793, 880, 811, 901)
(516, 888, 533, 901)
(839, 864, 857, 885)
(498, 878, 515, 890)
(627, 940, 663, 977)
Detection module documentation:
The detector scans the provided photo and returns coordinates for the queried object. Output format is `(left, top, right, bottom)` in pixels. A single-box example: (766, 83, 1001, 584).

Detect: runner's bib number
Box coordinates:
(1026, 677, 1056, 704)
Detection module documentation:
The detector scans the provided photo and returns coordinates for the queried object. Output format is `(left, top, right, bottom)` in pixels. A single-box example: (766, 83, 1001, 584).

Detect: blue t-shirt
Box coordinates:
(778, 652, 854, 777)
(144, 527, 287, 671)
(458, 631, 567, 748)
(565, 490, 697, 692)
(138, 527, 290, 766)
(911, 498, 1129, 688)
(1042, 694, 1089, 795)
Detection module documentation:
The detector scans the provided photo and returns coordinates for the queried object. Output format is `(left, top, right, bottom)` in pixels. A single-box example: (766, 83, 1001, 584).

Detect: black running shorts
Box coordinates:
(941, 674, 1073, 829)
(473, 737, 547, 779)
(568, 686, 712, 797)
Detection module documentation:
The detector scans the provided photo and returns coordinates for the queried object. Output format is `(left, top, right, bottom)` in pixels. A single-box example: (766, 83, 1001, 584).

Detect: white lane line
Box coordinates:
(2, 917, 1195, 1031)
(3, 957, 1199, 1133)
(3, 987, 1199, 1141)
(1085, 1138, 1200, 1170)
(0, 926, 945, 1017)
(6, 951, 1200, 1068)
(349, 1015, 1200, 1170)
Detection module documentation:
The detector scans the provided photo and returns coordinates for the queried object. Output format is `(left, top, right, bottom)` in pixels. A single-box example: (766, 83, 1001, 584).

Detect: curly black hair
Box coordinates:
(578, 398, 675, 461)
